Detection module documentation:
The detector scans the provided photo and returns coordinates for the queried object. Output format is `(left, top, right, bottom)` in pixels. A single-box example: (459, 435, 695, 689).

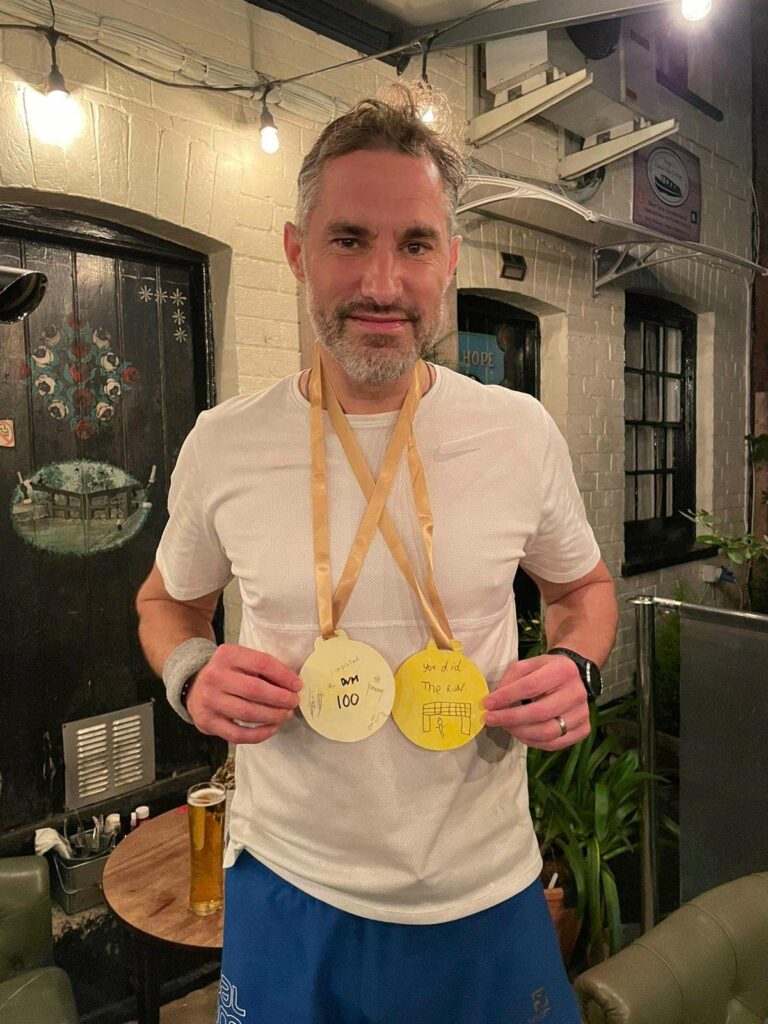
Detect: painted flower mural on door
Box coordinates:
(20, 316, 140, 438)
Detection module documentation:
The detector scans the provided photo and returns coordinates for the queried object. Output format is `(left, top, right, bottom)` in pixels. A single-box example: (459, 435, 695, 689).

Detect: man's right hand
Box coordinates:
(186, 644, 302, 744)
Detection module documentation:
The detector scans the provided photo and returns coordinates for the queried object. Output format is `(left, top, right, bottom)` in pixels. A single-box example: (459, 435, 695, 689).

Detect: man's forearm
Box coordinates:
(137, 599, 215, 677)
(543, 579, 618, 667)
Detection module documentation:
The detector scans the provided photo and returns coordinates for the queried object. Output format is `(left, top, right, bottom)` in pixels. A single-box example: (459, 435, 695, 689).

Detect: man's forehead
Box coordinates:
(316, 150, 443, 202)
(323, 147, 442, 181)
(310, 149, 448, 231)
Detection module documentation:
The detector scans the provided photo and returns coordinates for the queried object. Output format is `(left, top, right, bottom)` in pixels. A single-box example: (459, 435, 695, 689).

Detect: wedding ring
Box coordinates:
(555, 715, 568, 737)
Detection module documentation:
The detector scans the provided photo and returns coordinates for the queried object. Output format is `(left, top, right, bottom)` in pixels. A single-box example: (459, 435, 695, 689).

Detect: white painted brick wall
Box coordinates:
(0, 0, 753, 666)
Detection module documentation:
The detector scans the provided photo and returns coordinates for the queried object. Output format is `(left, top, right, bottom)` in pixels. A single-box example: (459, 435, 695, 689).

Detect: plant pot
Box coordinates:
(544, 885, 581, 968)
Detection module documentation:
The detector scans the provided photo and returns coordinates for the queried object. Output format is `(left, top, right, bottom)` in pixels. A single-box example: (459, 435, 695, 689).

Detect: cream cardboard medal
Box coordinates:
(299, 629, 394, 742)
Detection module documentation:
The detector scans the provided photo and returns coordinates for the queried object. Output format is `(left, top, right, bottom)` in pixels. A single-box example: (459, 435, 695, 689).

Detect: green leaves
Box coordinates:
(528, 698, 663, 962)
(684, 509, 768, 570)
(746, 433, 768, 465)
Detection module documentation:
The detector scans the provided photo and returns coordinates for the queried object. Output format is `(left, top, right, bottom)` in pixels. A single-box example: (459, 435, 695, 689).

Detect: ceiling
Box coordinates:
(363, 0, 536, 29)
(247, 0, 675, 61)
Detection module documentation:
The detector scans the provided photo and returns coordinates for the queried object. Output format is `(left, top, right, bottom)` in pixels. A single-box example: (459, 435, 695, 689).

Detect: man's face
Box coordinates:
(284, 149, 461, 385)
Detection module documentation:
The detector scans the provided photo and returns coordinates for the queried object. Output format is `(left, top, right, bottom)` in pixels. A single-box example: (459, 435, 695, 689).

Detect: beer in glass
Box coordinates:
(187, 781, 226, 916)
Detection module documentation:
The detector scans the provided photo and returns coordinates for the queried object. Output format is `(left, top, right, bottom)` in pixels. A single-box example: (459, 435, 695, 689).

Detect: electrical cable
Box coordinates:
(66, 34, 268, 92)
(0, 21, 269, 91)
(274, 40, 421, 88)
(0, 20, 422, 95)
(430, 0, 519, 44)
(0, 0, 519, 98)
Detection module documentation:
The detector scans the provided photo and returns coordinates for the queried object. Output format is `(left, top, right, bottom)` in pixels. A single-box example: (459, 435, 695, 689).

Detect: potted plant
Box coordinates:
(683, 433, 768, 612)
(527, 699, 662, 966)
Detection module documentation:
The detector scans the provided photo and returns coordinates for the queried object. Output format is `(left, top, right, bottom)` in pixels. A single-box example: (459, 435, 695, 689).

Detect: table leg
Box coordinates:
(133, 934, 160, 1024)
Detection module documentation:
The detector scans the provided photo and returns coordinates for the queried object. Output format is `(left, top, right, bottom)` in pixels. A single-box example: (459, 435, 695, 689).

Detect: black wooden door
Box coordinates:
(457, 293, 542, 655)
(0, 208, 221, 831)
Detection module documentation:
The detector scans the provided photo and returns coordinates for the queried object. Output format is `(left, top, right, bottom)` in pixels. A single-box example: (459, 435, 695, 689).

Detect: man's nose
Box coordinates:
(359, 249, 401, 307)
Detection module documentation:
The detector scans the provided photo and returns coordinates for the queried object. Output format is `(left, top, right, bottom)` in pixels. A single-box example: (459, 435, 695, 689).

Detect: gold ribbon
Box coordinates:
(309, 342, 454, 650)
(310, 343, 421, 639)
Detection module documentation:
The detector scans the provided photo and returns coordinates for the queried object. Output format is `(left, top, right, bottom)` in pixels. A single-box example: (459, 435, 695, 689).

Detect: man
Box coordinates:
(137, 96, 617, 1024)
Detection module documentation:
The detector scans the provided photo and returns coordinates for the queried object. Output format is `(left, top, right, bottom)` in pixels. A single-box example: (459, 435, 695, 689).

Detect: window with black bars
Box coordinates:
(623, 294, 697, 575)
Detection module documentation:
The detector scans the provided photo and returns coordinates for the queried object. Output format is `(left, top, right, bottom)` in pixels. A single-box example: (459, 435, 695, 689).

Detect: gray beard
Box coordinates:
(306, 289, 443, 385)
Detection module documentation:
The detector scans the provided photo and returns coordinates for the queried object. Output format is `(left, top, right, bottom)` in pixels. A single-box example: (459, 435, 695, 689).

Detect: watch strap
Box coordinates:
(546, 646, 602, 701)
(162, 637, 217, 723)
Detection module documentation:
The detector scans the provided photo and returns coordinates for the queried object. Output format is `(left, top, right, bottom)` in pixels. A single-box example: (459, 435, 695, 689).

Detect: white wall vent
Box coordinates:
(62, 703, 155, 809)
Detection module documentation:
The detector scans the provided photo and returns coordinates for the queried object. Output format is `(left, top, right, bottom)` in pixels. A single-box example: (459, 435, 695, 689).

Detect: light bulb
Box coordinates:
(260, 124, 279, 154)
(420, 105, 436, 124)
(45, 88, 70, 116)
(259, 99, 279, 154)
(24, 86, 83, 147)
(681, 0, 712, 21)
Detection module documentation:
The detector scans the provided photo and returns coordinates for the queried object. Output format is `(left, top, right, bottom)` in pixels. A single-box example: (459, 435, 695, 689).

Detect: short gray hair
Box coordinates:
(295, 92, 467, 235)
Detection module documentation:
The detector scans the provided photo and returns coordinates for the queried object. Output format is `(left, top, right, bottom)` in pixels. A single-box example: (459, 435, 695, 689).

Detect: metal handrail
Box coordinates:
(630, 596, 657, 932)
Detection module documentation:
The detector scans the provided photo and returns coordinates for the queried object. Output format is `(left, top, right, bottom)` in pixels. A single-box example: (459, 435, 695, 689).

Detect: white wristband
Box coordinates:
(162, 637, 217, 724)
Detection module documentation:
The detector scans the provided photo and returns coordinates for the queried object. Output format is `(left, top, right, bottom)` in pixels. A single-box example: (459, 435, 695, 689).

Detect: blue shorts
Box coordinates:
(217, 851, 580, 1024)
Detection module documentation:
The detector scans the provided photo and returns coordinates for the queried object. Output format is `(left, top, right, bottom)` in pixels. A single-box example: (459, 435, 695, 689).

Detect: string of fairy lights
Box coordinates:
(0, 0, 714, 150)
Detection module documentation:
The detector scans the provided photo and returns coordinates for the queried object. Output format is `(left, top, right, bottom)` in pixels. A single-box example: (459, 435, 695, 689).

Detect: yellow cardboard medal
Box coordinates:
(393, 640, 488, 751)
(300, 630, 395, 743)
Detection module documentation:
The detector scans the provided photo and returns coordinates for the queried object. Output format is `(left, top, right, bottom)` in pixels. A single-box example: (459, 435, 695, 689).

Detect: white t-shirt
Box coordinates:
(156, 365, 601, 924)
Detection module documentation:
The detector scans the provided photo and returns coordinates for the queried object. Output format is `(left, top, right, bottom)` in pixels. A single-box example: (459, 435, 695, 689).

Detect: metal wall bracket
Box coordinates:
(558, 118, 678, 181)
(469, 68, 593, 146)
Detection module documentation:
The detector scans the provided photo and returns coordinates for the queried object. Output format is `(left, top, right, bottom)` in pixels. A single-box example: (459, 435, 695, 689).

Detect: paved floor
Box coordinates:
(125, 979, 219, 1023)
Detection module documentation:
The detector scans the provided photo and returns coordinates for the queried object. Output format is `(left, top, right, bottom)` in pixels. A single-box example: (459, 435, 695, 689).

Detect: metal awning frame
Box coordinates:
(591, 239, 760, 298)
(458, 177, 768, 298)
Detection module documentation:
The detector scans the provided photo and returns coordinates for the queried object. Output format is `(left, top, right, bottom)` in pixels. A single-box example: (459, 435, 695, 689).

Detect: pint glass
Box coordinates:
(187, 781, 226, 916)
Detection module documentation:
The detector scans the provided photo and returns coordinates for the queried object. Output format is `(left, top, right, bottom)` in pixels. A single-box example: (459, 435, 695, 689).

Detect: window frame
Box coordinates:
(622, 293, 706, 577)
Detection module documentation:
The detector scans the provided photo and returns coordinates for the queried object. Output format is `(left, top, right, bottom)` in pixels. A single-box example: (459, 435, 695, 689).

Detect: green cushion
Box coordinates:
(0, 857, 54, 981)
(0, 966, 79, 1024)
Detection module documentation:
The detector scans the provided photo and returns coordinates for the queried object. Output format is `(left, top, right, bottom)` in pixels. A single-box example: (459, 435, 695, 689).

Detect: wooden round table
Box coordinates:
(102, 806, 222, 1024)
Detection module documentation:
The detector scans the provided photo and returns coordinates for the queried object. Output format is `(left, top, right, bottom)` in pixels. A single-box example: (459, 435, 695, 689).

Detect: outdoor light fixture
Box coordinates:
(500, 253, 527, 281)
(0, 266, 47, 323)
(259, 90, 280, 154)
(417, 35, 437, 125)
(681, 0, 712, 21)
(24, 29, 83, 146)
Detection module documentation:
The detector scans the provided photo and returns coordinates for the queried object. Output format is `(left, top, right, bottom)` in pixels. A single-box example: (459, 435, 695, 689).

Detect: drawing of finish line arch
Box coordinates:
(422, 701, 473, 737)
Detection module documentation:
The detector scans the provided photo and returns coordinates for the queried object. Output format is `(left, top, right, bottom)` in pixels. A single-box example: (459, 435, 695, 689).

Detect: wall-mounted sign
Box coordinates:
(457, 332, 504, 386)
(633, 140, 701, 242)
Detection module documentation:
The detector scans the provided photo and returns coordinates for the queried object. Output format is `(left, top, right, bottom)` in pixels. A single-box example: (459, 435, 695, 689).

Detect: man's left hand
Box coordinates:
(482, 655, 590, 750)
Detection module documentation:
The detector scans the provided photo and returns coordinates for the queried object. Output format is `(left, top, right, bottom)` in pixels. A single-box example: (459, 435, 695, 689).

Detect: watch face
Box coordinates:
(584, 660, 603, 698)
(548, 648, 603, 699)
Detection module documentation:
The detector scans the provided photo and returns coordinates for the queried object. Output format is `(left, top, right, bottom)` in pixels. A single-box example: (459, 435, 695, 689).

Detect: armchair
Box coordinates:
(574, 872, 768, 1024)
(0, 856, 79, 1024)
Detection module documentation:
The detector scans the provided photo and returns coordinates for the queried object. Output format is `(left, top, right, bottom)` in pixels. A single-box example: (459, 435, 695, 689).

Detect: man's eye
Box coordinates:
(406, 242, 428, 255)
(332, 238, 358, 249)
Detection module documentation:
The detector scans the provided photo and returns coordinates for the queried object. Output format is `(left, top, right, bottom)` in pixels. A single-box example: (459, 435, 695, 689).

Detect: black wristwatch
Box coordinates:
(547, 647, 603, 702)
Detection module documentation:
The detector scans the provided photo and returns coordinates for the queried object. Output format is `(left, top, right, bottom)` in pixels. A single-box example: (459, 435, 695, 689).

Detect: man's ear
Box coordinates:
(284, 222, 305, 283)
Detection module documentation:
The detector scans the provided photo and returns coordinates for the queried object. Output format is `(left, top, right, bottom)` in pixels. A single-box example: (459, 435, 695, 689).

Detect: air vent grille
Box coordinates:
(63, 703, 155, 809)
